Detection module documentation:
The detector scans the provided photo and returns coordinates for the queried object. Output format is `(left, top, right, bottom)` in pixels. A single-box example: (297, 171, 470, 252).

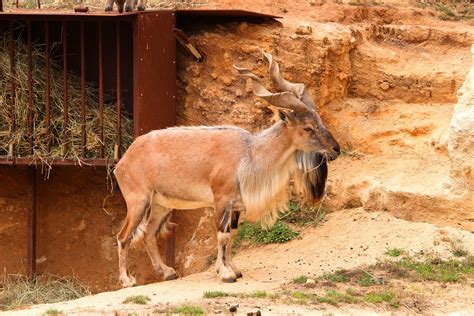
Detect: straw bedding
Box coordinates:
(0, 35, 133, 167)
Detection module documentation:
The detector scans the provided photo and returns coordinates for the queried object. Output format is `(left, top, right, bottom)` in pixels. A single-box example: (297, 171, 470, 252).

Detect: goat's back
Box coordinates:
(114, 126, 251, 203)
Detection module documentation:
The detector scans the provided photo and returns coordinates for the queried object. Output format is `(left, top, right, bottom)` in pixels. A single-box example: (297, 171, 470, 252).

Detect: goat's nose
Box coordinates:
(333, 144, 340, 155)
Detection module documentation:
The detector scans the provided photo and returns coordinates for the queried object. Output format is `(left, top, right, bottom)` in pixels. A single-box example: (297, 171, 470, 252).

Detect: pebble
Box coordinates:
(295, 25, 313, 36)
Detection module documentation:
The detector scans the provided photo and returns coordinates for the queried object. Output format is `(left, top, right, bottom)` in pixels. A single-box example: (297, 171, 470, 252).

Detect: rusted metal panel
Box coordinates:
(62, 21, 68, 155)
(98, 21, 104, 158)
(80, 21, 87, 157)
(133, 11, 176, 137)
(44, 21, 51, 151)
(27, 20, 33, 154)
(0, 11, 138, 21)
(8, 21, 15, 159)
(116, 21, 122, 159)
(0, 157, 112, 166)
(27, 167, 37, 279)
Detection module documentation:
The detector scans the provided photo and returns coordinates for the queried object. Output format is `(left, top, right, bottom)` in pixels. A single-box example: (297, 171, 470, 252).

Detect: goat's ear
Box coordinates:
(278, 109, 297, 125)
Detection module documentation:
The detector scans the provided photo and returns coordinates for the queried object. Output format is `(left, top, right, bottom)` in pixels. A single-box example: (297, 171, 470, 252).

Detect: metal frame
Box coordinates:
(0, 8, 277, 282)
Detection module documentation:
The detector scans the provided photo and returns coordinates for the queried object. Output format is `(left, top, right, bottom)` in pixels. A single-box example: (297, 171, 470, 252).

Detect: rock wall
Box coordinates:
(448, 45, 474, 197)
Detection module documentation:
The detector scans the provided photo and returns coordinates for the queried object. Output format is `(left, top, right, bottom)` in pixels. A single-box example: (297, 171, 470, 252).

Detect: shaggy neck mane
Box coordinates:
(237, 122, 299, 228)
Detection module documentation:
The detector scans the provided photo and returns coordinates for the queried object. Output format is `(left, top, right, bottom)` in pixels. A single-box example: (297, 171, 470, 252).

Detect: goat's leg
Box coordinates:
(225, 211, 242, 279)
(117, 195, 149, 288)
(124, 0, 133, 12)
(137, 0, 146, 11)
(104, 0, 114, 11)
(215, 202, 242, 283)
(143, 204, 177, 281)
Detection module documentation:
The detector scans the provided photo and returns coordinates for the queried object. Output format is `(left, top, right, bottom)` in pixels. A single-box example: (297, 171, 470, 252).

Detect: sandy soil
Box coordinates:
(7, 208, 474, 315)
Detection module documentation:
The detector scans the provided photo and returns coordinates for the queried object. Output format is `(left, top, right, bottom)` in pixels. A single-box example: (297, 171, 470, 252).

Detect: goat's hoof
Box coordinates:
(164, 272, 177, 281)
(163, 268, 177, 281)
(137, 5, 146, 11)
(235, 271, 243, 279)
(120, 275, 136, 288)
(117, 5, 124, 13)
(221, 276, 237, 283)
(125, 4, 133, 12)
(104, 5, 113, 11)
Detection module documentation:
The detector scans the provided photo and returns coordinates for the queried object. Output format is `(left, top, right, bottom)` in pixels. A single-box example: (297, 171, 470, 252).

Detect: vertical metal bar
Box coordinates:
(0, 0, 3, 12)
(37, 0, 40, 8)
(98, 22, 104, 158)
(165, 211, 176, 268)
(15, 0, 18, 8)
(45, 22, 51, 151)
(115, 21, 122, 160)
(80, 21, 86, 157)
(9, 21, 15, 159)
(27, 20, 34, 155)
(62, 21, 68, 155)
(27, 167, 37, 280)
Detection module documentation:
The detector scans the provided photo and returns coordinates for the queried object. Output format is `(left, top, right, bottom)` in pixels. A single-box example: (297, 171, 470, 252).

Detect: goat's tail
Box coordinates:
(130, 205, 151, 246)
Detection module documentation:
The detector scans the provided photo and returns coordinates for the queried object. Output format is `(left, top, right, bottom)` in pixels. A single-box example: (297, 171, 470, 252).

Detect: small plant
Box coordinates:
(123, 295, 151, 305)
(385, 247, 404, 257)
(43, 309, 62, 315)
(322, 289, 358, 305)
(364, 290, 399, 307)
(248, 290, 268, 298)
(293, 275, 308, 284)
(279, 201, 326, 226)
(453, 248, 468, 257)
(357, 271, 383, 287)
(319, 270, 350, 283)
(203, 291, 229, 298)
(172, 305, 205, 315)
(233, 220, 299, 248)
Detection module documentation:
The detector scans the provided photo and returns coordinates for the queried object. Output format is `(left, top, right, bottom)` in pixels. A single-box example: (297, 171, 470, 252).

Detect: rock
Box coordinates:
(229, 304, 239, 313)
(379, 81, 390, 91)
(238, 22, 249, 33)
(448, 45, 474, 196)
(305, 278, 316, 284)
(295, 25, 313, 36)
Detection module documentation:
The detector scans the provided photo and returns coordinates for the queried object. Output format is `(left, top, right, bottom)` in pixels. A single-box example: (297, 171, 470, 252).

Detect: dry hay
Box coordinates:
(0, 273, 90, 311)
(0, 34, 133, 167)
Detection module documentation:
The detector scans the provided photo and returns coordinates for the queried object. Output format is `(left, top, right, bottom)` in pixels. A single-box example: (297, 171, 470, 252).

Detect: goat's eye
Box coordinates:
(304, 127, 314, 133)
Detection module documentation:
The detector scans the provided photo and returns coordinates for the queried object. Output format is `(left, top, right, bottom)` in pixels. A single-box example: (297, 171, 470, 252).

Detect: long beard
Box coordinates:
(295, 151, 328, 203)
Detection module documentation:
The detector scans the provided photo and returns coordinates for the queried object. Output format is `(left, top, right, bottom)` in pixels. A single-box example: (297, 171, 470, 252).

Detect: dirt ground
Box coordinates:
(7, 208, 474, 315)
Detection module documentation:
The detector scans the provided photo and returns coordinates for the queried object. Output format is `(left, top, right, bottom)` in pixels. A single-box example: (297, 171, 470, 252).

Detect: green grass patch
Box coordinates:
(293, 275, 309, 284)
(364, 290, 399, 307)
(453, 248, 468, 257)
(233, 220, 299, 248)
(43, 309, 62, 315)
(385, 256, 474, 283)
(203, 290, 229, 298)
(289, 289, 358, 306)
(319, 270, 350, 283)
(0, 274, 90, 311)
(123, 295, 151, 305)
(246, 290, 268, 298)
(385, 247, 404, 257)
(320, 289, 359, 305)
(279, 200, 326, 226)
(172, 305, 205, 315)
(357, 271, 383, 287)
